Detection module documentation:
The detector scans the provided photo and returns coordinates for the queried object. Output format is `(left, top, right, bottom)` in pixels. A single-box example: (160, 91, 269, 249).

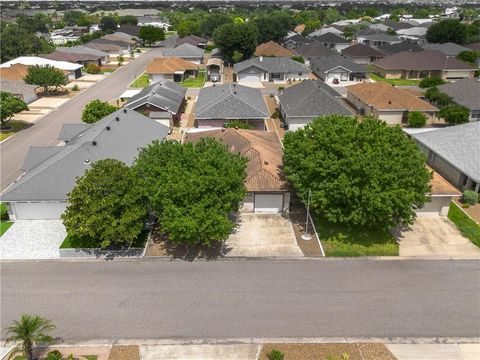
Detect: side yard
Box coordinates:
(369, 73, 421, 86)
(0, 203, 13, 237)
(129, 73, 149, 88)
(448, 202, 480, 248)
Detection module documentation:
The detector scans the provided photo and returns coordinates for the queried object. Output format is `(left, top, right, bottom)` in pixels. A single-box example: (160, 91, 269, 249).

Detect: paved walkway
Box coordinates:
(141, 344, 259, 360)
(387, 343, 480, 360)
(0, 220, 66, 260)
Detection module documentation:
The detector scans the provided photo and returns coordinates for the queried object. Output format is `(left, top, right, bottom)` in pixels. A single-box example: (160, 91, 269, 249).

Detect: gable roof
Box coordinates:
(118, 24, 141, 37)
(422, 42, 471, 56)
(293, 41, 336, 58)
(39, 51, 101, 63)
(176, 35, 207, 47)
(342, 43, 385, 58)
(313, 32, 349, 44)
(125, 80, 187, 114)
(56, 46, 108, 58)
(165, 43, 204, 58)
(1, 108, 169, 202)
(382, 19, 415, 31)
(255, 41, 294, 57)
(103, 33, 138, 44)
(0, 79, 38, 95)
(279, 80, 353, 118)
(84, 42, 123, 52)
(195, 83, 269, 120)
(411, 122, 480, 182)
(0, 64, 30, 81)
(185, 128, 287, 192)
(0, 56, 82, 71)
(88, 38, 132, 49)
(146, 57, 198, 74)
(360, 33, 402, 42)
(437, 78, 480, 110)
(284, 34, 311, 45)
(234, 57, 310, 74)
(346, 82, 438, 112)
(310, 55, 368, 79)
(378, 41, 424, 55)
(373, 50, 474, 70)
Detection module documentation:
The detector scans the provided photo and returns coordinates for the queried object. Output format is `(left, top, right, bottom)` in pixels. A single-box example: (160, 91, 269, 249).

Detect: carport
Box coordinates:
(205, 58, 223, 82)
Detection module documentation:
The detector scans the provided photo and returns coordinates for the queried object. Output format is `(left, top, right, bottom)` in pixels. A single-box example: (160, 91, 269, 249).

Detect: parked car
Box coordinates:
(332, 78, 340, 85)
(211, 74, 220, 82)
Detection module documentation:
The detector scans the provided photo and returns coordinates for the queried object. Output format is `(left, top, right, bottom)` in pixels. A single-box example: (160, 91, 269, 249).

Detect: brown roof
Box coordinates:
(429, 167, 461, 196)
(255, 41, 294, 58)
(85, 42, 123, 51)
(146, 57, 198, 75)
(466, 41, 480, 52)
(102, 34, 137, 45)
(373, 50, 474, 71)
(294, 24, 305, 34)
(0, 64, 30, 81)
(185, 128, 287, 192)
(347, 82, 438, 111)
(39, 51, 101, 63)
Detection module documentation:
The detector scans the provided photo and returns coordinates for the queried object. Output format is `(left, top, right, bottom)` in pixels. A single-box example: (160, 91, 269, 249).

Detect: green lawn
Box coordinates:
(0, 202, 13, 237)
(0, 121, 31, 141)
(181, 70, 206, 88)
(129, 73, 150, 88)
(314, 217, 399, 257)
(448, 202, 480, 247)
(369, 73, 421, 86)
(60, 230, 149, 249)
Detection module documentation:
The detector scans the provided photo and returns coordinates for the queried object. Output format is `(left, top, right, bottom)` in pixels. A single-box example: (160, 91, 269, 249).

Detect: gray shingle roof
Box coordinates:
(437, 78, 480, 111)
(57, 46, 108, 58)
(0, 79, 38, 94)
(195, 83, 269, 120)
(58, 123, 91, 142)
(422, 42, 471, 56)
(234, 57, 310, 74)
(342, 43, 385, 57)
(412, 122, 480, 182)
(165, 43, 204, 58)
(278, 80, 353, 118)
(125, 80, 186, 114)
(1, 109, 169, 202)
(293, 41, 336, 58)
(313, 32, 350, 44)
(310, 55, 368, 80)
(21, 147, 62, 171)
(361, 33, 402, 42)
(378, 41, 424, 55)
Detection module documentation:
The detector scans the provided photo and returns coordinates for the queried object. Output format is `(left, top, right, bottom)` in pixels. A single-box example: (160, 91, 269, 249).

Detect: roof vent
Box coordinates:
(264, 161, 269, 165)
(115, 116, 120, 121)
(388, 100, 392, 104)
(106, 126, 111, 131)
(92, 140, 97, 146)
(233, 91, 237, 94)
(84, 159, 90, 164)
(123, 108, 127, 113)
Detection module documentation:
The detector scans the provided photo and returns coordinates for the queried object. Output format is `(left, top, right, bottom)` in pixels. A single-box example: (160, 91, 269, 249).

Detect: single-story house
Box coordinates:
(357, 33, 403, 48)
(0, 108, 169, 220)
(293, 41, 336, 62)
(422, 42, 471, 57)
(309, 55, 368, 83)
(346, 82, 438, 125)
(341, 43, 385, 64)
(234, 57, 310, 85)
(205, 57, 223, 82)
(378, 41, 424, 55)
(396, 26, 428, 38)
(118, 24, 141, 37)
(278, 79, 353, 131)
(185, 128, 290, 213)
(39, 50, 104, 66)
(104, 33, 139, 47)
(254, 41, 294, 58)
(124, 80, 187, 130)
(195, 83, 269, 129)
(164, 43, 204, 64)
(381, 19, 415, 31)
(83, 42, 125, 57)
(283, 34, 312, 50)
(0, 64, 30, 81)
(0, 79, 38, 104)
(437, 78, 480, 122)
(417, 168, 461, 216)
(410, 122, 480, 193)
(145, 57, 198, 83)
(0, 56, 83, 80)
(176, 35, 207, 49)
(372, 50, 476, 80)
(56, 46, 109, 65)
(308, 25, 345, 38)
(49, 34, 80, 45)
(312, 32, 351, 52)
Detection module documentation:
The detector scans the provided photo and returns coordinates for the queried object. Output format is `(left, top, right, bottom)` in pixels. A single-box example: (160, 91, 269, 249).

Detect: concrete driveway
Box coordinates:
(226, 213, 303, 257)
(0, 220, 66, 260)
(141, 344, 259, 360)
(398, 217, 480, 258)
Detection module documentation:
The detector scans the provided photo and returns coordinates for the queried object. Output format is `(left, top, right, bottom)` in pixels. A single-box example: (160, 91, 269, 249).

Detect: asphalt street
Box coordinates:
(0, 47, 166, 191)
(1, 259, 479, 341)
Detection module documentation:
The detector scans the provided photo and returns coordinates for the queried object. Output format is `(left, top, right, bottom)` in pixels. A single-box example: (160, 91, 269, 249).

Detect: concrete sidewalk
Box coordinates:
(141, 344, 259, 360)
(387, 343, 480, 360)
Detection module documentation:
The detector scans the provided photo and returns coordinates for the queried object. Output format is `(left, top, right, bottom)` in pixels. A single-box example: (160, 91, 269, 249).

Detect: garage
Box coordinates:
(415, 196, 453, 217)
(238, 73, 262, 84)
(254, 193, 284, 213)
(9, 202, 68, 220)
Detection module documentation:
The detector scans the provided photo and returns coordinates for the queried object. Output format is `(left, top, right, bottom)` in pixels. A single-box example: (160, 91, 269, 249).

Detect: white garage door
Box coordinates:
(254, 194, 283, 213)
(416, 197, 452, 217)
(11, 202, 68, 220)
(239, 73, 262, 83)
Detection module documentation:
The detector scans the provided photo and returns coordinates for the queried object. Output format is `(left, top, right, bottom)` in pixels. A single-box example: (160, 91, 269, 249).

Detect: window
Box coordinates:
(298, 72, 303, 76)
(271, 73, 281, 79)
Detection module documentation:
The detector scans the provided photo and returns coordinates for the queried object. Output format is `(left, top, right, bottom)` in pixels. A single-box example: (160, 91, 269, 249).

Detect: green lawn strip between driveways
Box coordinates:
(448, 202, 480, 247)
(60, 230, 149, 249)
(369, 73, 421, 86)
(0, 202, 13, 237)
(181, 69, 206, 88)
(0, 121, 31, 141)
(129, 73, 150, 88)
(313, 216, 399, 257)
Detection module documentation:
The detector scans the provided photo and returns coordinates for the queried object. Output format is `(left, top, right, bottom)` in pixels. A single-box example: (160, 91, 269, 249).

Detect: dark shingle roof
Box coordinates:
(437, 78, 480, 110)
(361, 33, 402, 42)
(313, 32, 349, 44)
(293, 41, 336, 58)
(342, 43, 385, 58)
(284, 34, 312, 45)
(234, 57, 310, 74)
(310, 55, 368, 80)
(378, 41, 424, 55)
(374, 50, 474, 70)
(195, 83, 269, 120)
(382, 19, 415, 31)
(176, 35, 207, 47)
(125, 80, 186, 114)
(422, 42, 471, 56)
(165, 43, 204, 58)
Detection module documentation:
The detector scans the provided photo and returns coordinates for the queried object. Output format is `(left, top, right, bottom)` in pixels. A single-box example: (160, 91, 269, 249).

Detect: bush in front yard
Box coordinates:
(267, 349, 284, 360)
(462, 190, 478, 205)
(47, 350, 63, 360)
(84, 63, 101, 74)
(419, 76, 446, 88)
(407, 111, 427, 128)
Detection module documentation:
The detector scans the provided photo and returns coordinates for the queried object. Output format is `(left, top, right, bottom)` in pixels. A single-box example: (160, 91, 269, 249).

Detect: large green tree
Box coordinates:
(253, 12, 295, 43)
(120, 15, 138, 26)
(283, 115, 431, 229)
(213, 22, 259, 63)
(200, 13, 232, 39)
(62, 159, 147, 248)
(0, 91, 29, 129)
(99, 16, 118, 34)
(426, 19, 467, 44)
(24, 65, 67, 93)
(177, 20, 202, 37)
(135, 139, 247, 247)
(139, 25, 165, 46)
(81, 99, 118, 123)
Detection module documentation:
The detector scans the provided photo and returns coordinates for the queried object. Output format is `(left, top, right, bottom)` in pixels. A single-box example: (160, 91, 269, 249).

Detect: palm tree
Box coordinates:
(5, 314, 56, 360)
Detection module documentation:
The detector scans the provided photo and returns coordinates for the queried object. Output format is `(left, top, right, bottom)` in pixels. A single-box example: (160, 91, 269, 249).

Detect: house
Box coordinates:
(312, 33, 351, 52)
(108, 32, 140, 43)
(357, 33, 402, 48)
(396, 27, 428, 39)
(283, 34, 312, 50)
(39, 50, 104, 66)
(56, 46, 109, 65)
(118, 24, 141, 37)
(176, 35, 207, 49)
(410, 122, 480, 192)
(254, 41, 294, 58)
(0, 108, 169, 220)
(309, 25, 344, 37)
(0, 64, 30, 81)
(422, 42, 472, 57)
(293, 41, 336, 62)
(381, 19, 415, 31)
(372, 50, 476, 80)
(378, 41, 424, 55)
(341, 43, 385, 64)
(205, 57, 223, 82)
(278, 80, 353, 131)
(84, 42, 125, 57)
(185, 128, 290, 213)
(437, 78, 480, 122)
(164, 43, 204, 64)
(234, 57, 310, 85)
(124, 80, 187, 130)
(309, 55, 368, 83)
(195, 83, 269, 129)
(0, 56, 83, 80)
(346, 82, 438, 125)
(145, 57, 198, 83)
(0, 79, 38, 104)
(138, 17, 170, 30)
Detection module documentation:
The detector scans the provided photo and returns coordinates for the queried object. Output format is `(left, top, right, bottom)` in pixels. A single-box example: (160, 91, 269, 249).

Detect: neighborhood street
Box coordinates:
(1, 259, 479, 341)
(0, 47, 165, 192)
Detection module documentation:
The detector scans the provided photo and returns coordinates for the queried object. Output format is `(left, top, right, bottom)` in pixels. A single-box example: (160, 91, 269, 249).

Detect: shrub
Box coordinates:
(271, 110, 280, 119)
(1, 204, 9, 221)
(425, 87, 452, 107)
(267, 349, 284, 360)
(225, 120, 252, 129)
(462, 190, 478, 205)
(407, 111, 427, 128)
(463, 203, 470, 209)
(291, 55, 305, 63)
(438, 105, 470, 125)
(47, 350, 63, 360)
(278, 86, 285, 91)
(84, 63, 101, 74)
(72, 84, 79, 91)
(117, 56, 124, 65)
(136, 48, 141, 53)
(419, 77, 446, 88)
